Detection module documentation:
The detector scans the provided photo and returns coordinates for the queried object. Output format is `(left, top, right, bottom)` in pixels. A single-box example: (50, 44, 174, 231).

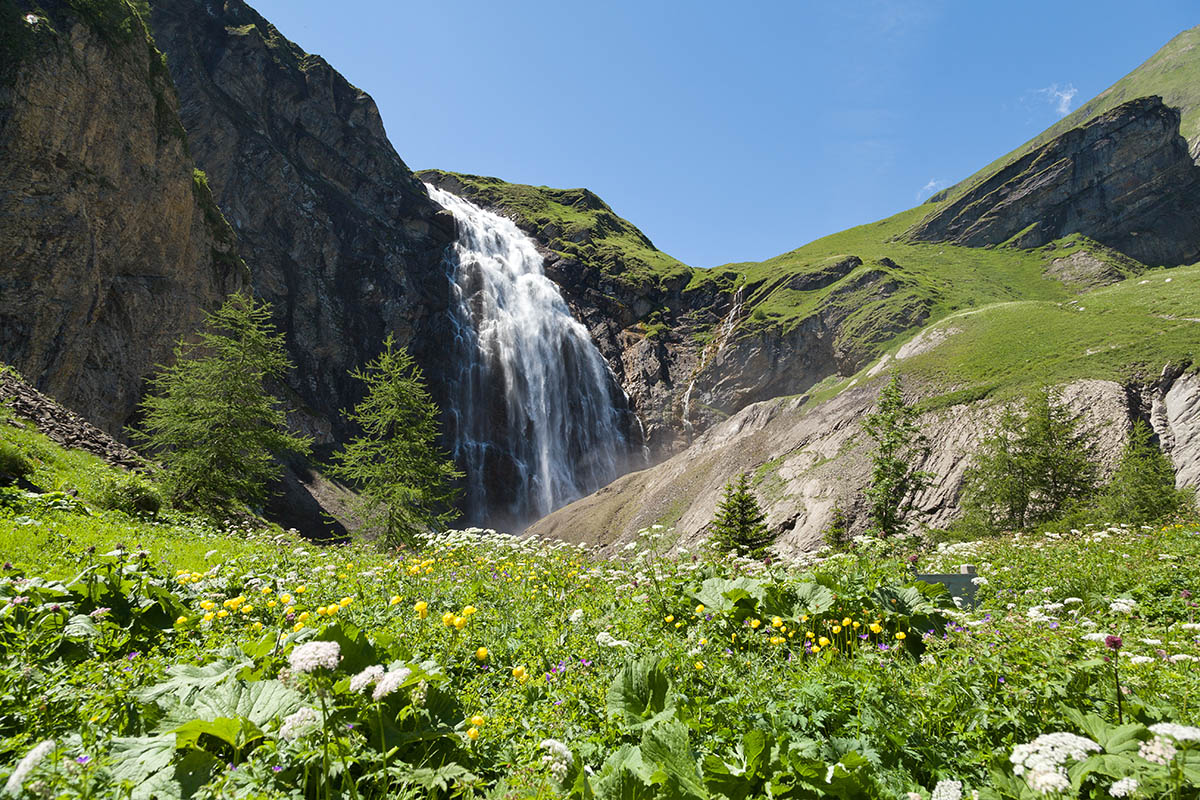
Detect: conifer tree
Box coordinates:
(328, 335, 462, 547)
(863, 373, 930, 537)
(133, 293, 312, 510)
(963, 386, 1097, 530)
(1100, 419, 1188, 524)
(708, 473, 773, 558)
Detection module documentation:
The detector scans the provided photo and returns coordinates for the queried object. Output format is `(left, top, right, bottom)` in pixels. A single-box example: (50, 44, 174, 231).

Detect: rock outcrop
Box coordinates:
(0, 0, 244, 435)
(529, 367, 1200, 555)
(147, 0, 457, 445)
(910, 97, 1200, 268)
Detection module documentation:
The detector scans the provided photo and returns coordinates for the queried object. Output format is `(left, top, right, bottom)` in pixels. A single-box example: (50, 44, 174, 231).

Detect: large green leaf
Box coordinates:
(187, 679, 303, 728)
(607, 658, 676, 729)
(136, 655, 253, 703)
(172, 716, 264, 752)
(641, 719, 707, 800)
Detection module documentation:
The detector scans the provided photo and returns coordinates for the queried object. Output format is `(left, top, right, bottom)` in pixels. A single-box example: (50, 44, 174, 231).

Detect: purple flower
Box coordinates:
(1105, 635, 1123, 651)
(1182, 590, 1192, 600)
(75, 755, 90, 765)
(272, 766, 283, 773)
(1049, 621, 1059, 629)
(999, 677, 1005, 684)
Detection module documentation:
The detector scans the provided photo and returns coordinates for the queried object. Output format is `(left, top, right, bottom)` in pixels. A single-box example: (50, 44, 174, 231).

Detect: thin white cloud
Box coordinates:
(916, 178, 946, 201)
(1036, 83, 1078, 117)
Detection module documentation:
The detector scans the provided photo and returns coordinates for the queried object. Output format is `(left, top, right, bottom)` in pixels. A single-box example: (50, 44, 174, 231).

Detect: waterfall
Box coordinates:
(426, 184, 636, 527)
(681, 285, 744, 436)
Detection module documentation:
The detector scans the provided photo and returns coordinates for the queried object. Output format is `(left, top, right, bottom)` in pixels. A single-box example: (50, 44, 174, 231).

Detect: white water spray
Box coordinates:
(427, 184, 635, 526)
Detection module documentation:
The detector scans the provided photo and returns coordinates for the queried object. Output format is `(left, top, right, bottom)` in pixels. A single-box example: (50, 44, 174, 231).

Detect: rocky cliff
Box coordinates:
(910, 97, 1200, 267)
(0, 0, 244, 435)
(146, 0, 457, 445)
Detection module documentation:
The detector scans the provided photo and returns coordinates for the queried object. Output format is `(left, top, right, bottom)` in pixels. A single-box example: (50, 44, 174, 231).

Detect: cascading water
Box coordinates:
(426, 184, 638, 527)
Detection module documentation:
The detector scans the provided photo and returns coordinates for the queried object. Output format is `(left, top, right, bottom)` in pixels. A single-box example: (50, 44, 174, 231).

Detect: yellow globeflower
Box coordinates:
(811, 645, 822, 653)
(295, 585, 307, 594)
(279, 593, 293, 605)
(442, 612, 455, 627)
(869, 623, 883, 634)
(818, 636, 830, 647)
(267, 601, 277, 609)
(842, 617, 852, 627)
(260, 586, 272, 595)
(200, 601, 216, 611)
(470, 714, 486, 727)
(217, 610, 229, 618)
(832, 625, 842, 634)
(175, 616, 188, 626)
(694, 662, 704, 671)
(390, 595, 402, 606)
(695, 604, 705, 615)
(463, 605, 477, 616)
(242, 604, 254, 613)
(852, 621, 861, 629)
(340, 597, 352, 608)
(771, 617, 783, 628)
(466, 727, 479, 741)
(476, 647, 488, 661)
(293, 621, 305, 632)
(699, 638, 707, 646)
(750, 619, 762, 629)
(203, 612, 215, 622)
(453, 616, 467, 630)
(895, 631, 906, 641)
(805, 631, 814, 639)
(512, 665, 526, 679)
(316, 606, 327, 616)
(298, 611, 311, 623)
(415, 601, 428, 618)
(252, 621, 263, 632)
(664, 615, 674, 623)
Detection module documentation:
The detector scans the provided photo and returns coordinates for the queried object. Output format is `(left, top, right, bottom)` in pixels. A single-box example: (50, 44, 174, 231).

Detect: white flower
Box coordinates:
(1108, 777, 1138, 797)
(1181, 623, 1200, 631)
(410, 680, 428, 708)
(4, 740, 55, 795)
(568, 608, 584, 624)
(1027, 768, 1070, 793)
(288, 641, 341, 673)
(23, 13, 38, 25)
(349, 665, 385, 693)
(931, 779, 963, 800)
(1082, 632, 1111, 642)
(1169, 654, 1198, 663)
(1126, 655, 1154, 665)
(1138, 735, 1176, 765)
(907, 793, 922, 800)
(279, 707, 320, 740)
(371, 667, 412, 701)
(596, 631, 633, 648)
(1139, 638, 1161, 646)
(540, 738, 573, 783)
(1064, 597, 1082, 605)
(1148, 722, 1200, 742)
(1109, 599, 1136, 614)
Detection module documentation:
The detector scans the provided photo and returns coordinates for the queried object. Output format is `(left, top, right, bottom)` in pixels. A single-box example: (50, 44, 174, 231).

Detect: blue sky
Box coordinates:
(248, 0, 1197, 268)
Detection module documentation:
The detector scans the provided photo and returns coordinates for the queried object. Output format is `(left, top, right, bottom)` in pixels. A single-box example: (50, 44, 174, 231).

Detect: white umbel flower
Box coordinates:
(568, 609, 585, 624)
(288, 641, 341, 673)
(371, 667, 412, 701)
(540, 738, 573, 783)
(4, 740, 55, 795)
(349, 665, 385, 693)
(1010, 732, 1099, 793)
(279, 707, 320, 740)
(1149, 722, 1200, 742)
(931, 779, 963, 800)
(596, 631, 633, 648)
(1108, 777, 1138, 797)
(1138, 735, 1176, 765)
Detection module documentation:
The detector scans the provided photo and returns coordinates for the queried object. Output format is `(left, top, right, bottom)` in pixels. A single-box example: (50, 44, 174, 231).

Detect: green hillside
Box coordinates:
(932, 24, 1200, 206)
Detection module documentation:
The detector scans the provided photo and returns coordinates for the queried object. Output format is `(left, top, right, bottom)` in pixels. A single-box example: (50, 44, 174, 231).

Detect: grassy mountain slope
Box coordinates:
(932, 24, 1200, 205)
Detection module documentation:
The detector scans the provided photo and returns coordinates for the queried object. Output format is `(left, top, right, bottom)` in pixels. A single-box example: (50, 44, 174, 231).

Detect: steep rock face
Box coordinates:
(147, 0, 456, 443)
(528, 369, 1200, 555)
(910, 97, 1200, 267)
(0, 0, 243, 435)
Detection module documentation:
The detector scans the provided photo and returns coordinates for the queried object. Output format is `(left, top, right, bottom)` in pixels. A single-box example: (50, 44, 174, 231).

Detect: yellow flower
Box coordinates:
(842, 617, 852, 627)
(442, 612, 455, 627)
(298, 611, 311, 623)
(695, 604, 705, 615)
(832, 625, 842, 634)
(175, 616, 188, 625)
(852, 621, 861, 629)
(475, 647, 488, 661)
(453, 616, 467, 630)
(316, 605, 327, 616)
(293, 621, 305, 632)
(390, 595, 402, 606)
(512, 665, 526, 679)
(252, 621, 263, 632)
(771, 616, 783, 628)
(267, 600, 277, 608)
(749, 619, 762, 629)
(805, 631, 814, 639)
(216, 610, 229, 618)
(203, 612, 215, 622)
(818, 636, 830, 647)
(415, 601, 428, 618)
(295, 585, 306, 594)
(339, 597, 352, 608)
(463, 605, 477, 616)
(260, 586, 272, 595)
(470, 714, 486, 727)
(699, 637, 707, 646)
(770, 636, 785, 645)
(811, 645, 821, 653)
(895, 631, 906, 641)
(869, 623, 883, 634)
(242, 604, 254, 613)
(466, 727, 479, 740)
(694, 662, 704, 670)
(200, 601, 215, 611)
(279, 593, 293, 605)
(664, 615, 674, 623)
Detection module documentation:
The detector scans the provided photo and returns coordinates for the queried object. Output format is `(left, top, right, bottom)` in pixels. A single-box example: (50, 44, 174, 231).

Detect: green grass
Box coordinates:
(898, 264, 1200, 401)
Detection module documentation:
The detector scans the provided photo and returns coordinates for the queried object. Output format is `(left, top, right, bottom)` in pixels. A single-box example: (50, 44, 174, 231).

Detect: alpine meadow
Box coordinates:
(2, 2, 1200, 799)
